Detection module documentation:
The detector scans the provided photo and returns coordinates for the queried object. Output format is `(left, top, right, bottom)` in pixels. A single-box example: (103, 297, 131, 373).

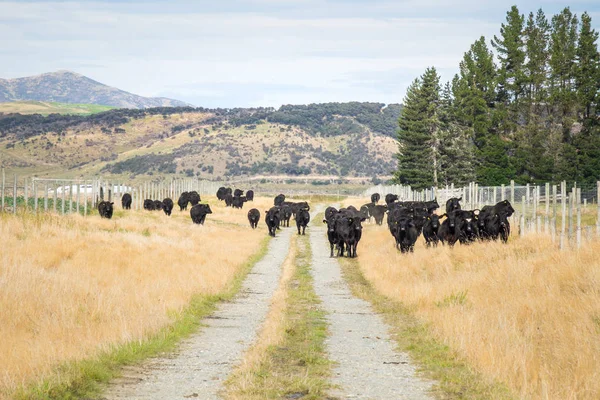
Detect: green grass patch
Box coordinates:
(0, 101, 114, 116)
(12, 235, 272, 400)
(338, 258, 515, 400)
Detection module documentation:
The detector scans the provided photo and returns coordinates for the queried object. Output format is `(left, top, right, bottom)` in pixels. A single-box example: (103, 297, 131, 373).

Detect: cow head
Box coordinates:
(427, 214, 441, 230)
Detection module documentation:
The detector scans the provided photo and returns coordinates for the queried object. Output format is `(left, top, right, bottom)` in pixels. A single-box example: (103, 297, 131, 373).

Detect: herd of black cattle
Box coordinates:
(335, 193, 516, 256)
(95, 188, 515, 257)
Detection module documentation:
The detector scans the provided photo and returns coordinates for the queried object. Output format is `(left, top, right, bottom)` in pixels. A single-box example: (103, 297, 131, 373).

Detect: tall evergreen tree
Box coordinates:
(523, 9, 550, 121)
(491, 5, 526, 135)
(575, 12, 600, 121)
(453, 37, 512, 184)
(394, 68, 441, 189)
(438, 82, 476, 185)
(549, 7, 579, 142)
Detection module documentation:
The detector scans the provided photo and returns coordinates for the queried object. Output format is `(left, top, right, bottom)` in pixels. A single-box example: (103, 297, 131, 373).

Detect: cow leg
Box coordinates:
(330, 242, 334, 258)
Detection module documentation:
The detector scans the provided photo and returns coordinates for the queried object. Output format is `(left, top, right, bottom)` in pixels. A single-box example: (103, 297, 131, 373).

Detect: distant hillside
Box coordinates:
(0, 71, 190, 109)
(0, 102, 402, 179)
(0, 101, 114, 116)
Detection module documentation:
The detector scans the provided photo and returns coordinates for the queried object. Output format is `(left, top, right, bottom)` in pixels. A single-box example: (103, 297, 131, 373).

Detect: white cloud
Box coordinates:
(1, 1, 599, 106)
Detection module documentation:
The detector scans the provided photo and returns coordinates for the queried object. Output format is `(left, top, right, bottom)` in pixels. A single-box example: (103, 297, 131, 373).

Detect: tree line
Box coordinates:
(394, 6, 600, 189)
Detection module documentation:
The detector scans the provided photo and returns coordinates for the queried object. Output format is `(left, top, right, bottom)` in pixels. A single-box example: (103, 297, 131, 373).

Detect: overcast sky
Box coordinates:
(2, 1, 599, 107)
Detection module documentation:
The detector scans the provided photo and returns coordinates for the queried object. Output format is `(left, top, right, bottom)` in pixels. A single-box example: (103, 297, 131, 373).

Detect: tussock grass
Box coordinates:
(346, 223, 600, 399)
(224, 235, 331, 399)
(0, 205, 266, 399)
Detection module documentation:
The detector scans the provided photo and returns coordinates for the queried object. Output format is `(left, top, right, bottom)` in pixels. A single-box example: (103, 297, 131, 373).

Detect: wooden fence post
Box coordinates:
(545, 182, 550, 215)
(84, 180, 88, 216)
(510, 180, 515, 204)
(577, 188, 582, 248)
(24, 177, 28, 211)
(61, 181, 66, 215)
(34, 179, 38, 214)
(521, 195, 526, 236)
(44, 182, 48, 212)
(597, 181, 600, 237)
(1, 167, 5, 212)
(76, 182, 81, 215)
(13, 174, 17, 214)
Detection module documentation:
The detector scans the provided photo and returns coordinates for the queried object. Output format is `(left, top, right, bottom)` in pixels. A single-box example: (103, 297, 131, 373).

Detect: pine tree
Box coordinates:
(394, 68, 441, 190)
(575, 12, 600, 121)
(438, 82, 476, 185)
(453, 37, 512, 185)
(491, 5, 526, 135)
(549, 7, 579, 142)
(523, 9, 550, 121)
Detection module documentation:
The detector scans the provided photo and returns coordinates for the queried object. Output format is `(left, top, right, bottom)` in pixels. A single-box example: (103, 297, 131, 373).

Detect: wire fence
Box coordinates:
(0, 169, 226, 215)
(363, 180, 600, 250)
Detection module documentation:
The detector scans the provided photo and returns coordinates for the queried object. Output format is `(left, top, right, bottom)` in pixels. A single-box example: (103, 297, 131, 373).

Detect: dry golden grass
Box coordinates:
(0, 202, 264, 399)
(355, 224, 600, 399)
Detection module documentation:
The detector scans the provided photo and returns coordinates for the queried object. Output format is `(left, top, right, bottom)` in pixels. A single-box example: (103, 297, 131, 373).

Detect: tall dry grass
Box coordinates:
(355, 224, 600, 399)
(0, 202, 264, 398)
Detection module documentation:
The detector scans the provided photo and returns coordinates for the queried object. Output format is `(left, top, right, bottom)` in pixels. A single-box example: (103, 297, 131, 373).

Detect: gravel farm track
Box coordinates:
(99, 207, 435, 400)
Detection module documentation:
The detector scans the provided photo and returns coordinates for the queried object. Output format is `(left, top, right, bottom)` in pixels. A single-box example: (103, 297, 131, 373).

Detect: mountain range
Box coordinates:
(0, 71, 190, 109)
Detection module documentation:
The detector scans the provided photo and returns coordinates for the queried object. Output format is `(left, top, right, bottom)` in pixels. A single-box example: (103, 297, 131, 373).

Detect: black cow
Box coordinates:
(385, 193, 399, 205)
(485, 213, 511, 243)
(390, 217, 418, 253)
(144, 199, 155, 211)
(280, 205, 292, 227)
(323, 213, 342, 257)
(274, 194, 285, 206)
(153, 200, 163, 211)
(178, 192, 190, 211)
(371, 193, 380, 204)
(445, 197, 462, 213)
(98, 201, 114, 219)
(458, 215, 479, 244)
(246, 190, 254, 201)
(248, 208, 260, 229)
(359, 204, 370, 221)
(190, 204, 212, 225)
(438, 211, 460, 247)
(162, 198, 174, 216)
(325, 206, 338, 221)
(234, 189, 244, 197)
(265, 206, 281, 237)
(296, 209, 310, 235)
(478, 200, 514, 243)
(370, 205, 386, 225)
(225, 194, 234, 207)
(422, 214, 442, 247)
(424, 198, 440, 215)
(216, 187, 227, 201)
(121, 193, 132, 210)
(335, 211, 364, 257)
(232, 196, 247, 209)
(188, 191, 201, 206)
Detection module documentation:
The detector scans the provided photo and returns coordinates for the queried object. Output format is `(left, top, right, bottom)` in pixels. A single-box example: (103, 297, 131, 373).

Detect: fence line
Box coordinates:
(362, 180, 600, 250)
(0, 169, 228, 215)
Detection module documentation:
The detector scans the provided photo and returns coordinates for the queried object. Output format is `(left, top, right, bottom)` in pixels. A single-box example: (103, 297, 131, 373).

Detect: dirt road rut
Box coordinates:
(100, 228, 293, 400)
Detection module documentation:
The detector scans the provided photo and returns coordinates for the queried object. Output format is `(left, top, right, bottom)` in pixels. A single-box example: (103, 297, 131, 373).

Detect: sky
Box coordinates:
(1, 0, 600, 108)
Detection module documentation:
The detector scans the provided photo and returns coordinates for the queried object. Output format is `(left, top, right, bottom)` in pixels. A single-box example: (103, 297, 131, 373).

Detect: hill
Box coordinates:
(0, 102, 401, 179)
(0, 101, 114, 116)
(0, 71, 190, 109)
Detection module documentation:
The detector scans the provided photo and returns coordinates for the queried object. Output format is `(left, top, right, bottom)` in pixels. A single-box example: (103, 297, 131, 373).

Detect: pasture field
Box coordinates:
(0, 196, 268, 399)
(0, 101, 114, 116)
(349, 219, 600, 399)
